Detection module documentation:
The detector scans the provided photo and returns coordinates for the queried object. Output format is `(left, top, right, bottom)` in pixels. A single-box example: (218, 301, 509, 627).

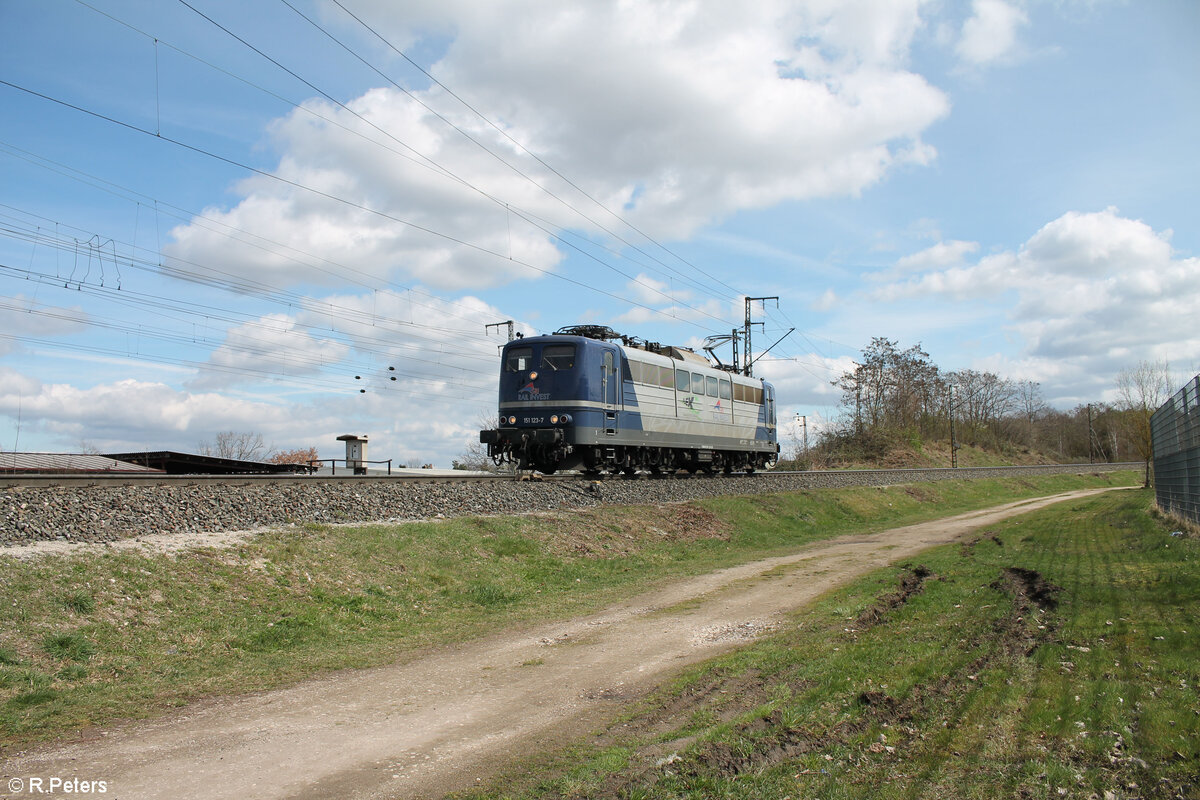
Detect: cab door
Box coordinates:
(601, 349, 619, 434)
(763, 384, 776, 442)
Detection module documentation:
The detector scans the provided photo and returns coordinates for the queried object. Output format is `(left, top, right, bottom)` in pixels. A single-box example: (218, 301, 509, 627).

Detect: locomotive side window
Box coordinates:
(733, 383, 745, 402)
(505, 346, 533, 372)
(719, 380, 731, 400)
(541, 344, 576, 371)
(676, 370, 690, 392)
(706, 376, 719, 397)
(658, 366, 674, 388)
(691, 373, 705, 395)
(627, 360, 643, 383)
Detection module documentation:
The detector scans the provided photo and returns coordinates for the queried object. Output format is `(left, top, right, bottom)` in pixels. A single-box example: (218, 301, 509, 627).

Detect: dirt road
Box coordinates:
(3, 489, 1120, 800)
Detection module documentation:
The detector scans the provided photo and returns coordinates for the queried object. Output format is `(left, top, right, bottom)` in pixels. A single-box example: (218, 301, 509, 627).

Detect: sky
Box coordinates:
(0, 0, 1197, 466)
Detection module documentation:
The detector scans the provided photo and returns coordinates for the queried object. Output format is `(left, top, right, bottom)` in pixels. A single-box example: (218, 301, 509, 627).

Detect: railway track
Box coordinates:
(0, 462, 1139, 489)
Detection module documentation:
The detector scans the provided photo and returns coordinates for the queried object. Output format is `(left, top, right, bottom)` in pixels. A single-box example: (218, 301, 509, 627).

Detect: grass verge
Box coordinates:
(0, 470, 1136, 751)
(462, 486, 1198, 800)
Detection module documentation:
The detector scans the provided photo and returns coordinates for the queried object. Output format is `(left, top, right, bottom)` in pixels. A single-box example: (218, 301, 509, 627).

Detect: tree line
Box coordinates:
(790, 337, 1173, 477)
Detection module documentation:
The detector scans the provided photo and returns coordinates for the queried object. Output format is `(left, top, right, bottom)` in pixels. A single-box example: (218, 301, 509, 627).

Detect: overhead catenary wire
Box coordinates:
(0, 206, 501, 357)
(0, 218, 510, 380)
(0, 77, 736, 336)
(0, 329, 489, 403)
(0, 229, 503, 374)
(169, 0, 737, 326)
(74, 0, 733, 321)
(0, 145, 517, 337)
(295, 0, 745, 302)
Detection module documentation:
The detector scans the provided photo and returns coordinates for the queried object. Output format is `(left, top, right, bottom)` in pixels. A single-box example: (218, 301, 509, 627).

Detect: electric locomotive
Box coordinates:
(479, 326, 779, 474)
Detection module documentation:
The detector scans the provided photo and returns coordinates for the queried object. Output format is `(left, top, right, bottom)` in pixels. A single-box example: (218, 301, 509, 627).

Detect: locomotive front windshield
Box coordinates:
(504, 343, 577, 373)
(505, 346, 534, 372)
(540, 344, 576, 370)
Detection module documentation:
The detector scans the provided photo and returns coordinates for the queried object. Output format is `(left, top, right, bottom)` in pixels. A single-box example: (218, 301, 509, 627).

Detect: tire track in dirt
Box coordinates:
(2, 489, 1126, 800)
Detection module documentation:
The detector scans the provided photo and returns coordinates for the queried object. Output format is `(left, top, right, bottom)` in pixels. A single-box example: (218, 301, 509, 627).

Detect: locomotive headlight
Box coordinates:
(559, 413, 572, 425)
(550, 415, 559, 424)
(529, 371, 538, 380)
(507, 415, 517, 425)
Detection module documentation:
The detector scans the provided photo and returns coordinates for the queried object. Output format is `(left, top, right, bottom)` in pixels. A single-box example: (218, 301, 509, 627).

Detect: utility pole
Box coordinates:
(855, 386, 862, 441)
(743, 297, 777, 377)
(485, 320, 515, 342)
(1087, 403, 1096, 464)
(949, 386, 958, 469)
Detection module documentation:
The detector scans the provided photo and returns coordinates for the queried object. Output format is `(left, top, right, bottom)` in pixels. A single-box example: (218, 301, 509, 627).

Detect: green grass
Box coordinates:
(463, 487, 1198, 800)
(0, 470, 1136, 749)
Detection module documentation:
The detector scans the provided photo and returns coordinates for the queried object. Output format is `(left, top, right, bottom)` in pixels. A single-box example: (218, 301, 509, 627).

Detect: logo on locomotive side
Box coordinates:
(518, 382, 551, 401)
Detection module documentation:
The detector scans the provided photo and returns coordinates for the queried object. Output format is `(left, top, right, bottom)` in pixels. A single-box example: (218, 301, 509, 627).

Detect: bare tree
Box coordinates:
(197, 431, 267, 461)
(1116, 359, 1174, 486)
(949, 369, 1016, 446)
(834, 338, 943, 441)
(1016, 380, 1045, 447)
(453, 414, 513, 473)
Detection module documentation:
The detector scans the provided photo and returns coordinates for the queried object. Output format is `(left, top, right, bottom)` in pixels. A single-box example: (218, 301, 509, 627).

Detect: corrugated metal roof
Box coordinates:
(0, 452, 163, 473)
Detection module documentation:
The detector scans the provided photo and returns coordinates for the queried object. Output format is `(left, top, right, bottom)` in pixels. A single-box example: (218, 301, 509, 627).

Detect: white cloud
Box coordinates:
(812, 288, 840, 311)
(872, 208, 1200, 401)
(189, 313, 352, 390)
(956, 0, 1029, 66)
(893, 239, 980, 273)
(0, 373, 310, 449)
(0, 363, 501, 464)
(165, 1, 950, 293)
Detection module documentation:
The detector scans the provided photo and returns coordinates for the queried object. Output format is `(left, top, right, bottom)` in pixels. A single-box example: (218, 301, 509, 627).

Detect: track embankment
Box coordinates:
(0, 464, 1135, 547)
(1, 488, 1130, 800)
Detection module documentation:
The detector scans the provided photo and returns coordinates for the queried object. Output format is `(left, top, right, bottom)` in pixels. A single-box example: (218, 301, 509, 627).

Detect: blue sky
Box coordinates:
(1, 0, 1197, 466)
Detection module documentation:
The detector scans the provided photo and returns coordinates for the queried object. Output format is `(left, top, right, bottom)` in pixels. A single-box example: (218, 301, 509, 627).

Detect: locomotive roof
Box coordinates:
(506, 332, 764, 383)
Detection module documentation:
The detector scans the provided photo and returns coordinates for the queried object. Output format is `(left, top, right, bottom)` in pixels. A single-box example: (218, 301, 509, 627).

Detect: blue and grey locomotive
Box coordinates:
(479, 326, 779, 474)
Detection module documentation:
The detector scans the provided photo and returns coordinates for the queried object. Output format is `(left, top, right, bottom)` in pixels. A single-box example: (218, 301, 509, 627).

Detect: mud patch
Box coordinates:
(992, 566, 1061, 612)
(855, 564, 935, 629)
(960, 529, 1004, 556)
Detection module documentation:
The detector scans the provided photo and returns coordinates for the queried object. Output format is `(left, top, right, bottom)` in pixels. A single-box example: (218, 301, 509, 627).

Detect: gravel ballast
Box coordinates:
(0, 464, 1135, 548)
